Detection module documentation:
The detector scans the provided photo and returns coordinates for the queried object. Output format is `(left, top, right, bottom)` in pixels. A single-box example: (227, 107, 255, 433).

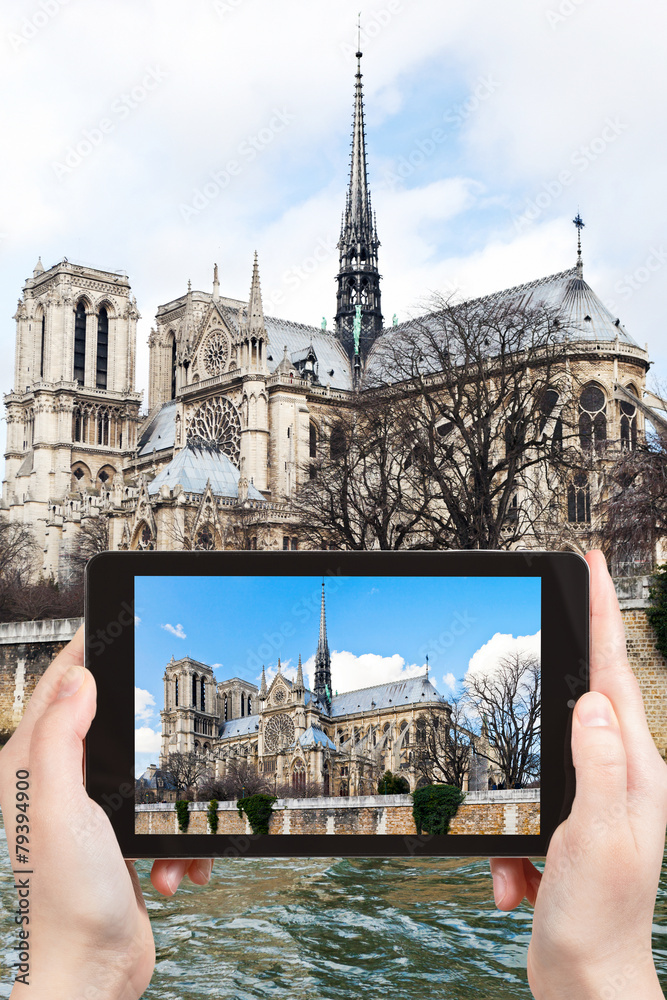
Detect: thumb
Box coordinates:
(29, 665, 97, 804)
(569, 690, 628, 826)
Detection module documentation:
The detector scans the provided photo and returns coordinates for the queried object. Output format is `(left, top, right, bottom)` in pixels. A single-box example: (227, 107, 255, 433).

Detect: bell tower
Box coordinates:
(3, 258, 142, 579)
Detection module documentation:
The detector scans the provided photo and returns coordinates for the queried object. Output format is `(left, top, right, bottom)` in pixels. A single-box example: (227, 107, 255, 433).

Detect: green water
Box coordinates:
(1, 830, 666, 998)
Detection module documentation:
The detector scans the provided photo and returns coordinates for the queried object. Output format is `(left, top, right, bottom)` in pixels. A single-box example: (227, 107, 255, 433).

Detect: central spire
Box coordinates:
(335, 36, 383, 382)
(313, 581, 332, 711)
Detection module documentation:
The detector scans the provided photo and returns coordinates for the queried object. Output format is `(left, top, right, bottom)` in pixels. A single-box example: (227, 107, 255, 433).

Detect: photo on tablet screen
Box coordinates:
(134, 574, 541, 836)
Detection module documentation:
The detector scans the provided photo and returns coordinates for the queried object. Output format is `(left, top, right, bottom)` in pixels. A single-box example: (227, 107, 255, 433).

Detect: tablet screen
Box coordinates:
(134, 573, 541, 837)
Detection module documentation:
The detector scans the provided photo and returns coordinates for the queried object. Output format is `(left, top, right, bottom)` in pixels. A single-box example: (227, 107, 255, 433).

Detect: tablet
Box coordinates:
(85, 550, 588, 858)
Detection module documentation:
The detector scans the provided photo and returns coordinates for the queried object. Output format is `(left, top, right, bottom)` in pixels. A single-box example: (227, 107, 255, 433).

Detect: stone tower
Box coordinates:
(334, 48, 383, 383)
(238, 254, 270, 492)
(2, 258, 142, 579)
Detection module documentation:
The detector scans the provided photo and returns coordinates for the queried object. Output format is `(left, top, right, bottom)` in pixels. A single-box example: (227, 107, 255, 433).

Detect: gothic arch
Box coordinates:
(71, 462, 92, 490)
(131, 520, 155, 550)
(96, 464, 117, 487)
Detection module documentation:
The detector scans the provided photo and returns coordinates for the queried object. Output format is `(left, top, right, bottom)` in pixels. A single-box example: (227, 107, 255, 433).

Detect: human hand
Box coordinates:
(490, 550, 667, 1000)
(0, 626, 213, 1000)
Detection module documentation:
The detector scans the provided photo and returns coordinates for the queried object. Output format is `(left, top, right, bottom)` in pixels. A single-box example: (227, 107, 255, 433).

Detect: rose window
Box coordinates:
(264, 713, 295, 752)
(186, 397, 241, 464)
(202, 330, 229, 376)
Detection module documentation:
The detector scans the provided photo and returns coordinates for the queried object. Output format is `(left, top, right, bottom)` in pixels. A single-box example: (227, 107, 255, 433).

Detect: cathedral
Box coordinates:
(2, 49, 665, 579)
(157, 582, 463, 797)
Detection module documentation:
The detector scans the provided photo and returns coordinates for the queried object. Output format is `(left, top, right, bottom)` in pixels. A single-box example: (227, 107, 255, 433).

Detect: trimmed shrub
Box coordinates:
(647, 563, 667, 659)
(207, 799, 219, 834)
(377, 770, 410, 795)
(175, 799, 190, 833)
(412, 784, 465, 835)
(237, 793, 277, 835)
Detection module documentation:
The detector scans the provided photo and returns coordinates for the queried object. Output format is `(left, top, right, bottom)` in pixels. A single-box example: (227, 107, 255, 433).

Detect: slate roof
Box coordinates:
(219, 714, 260, 739)
(298, 725, 337, 750)
(215, 303, 353, 390)
(366, 266, 641, 382)
(329, 674, 446, 717)
(137, 399, 178, 456)
(137, 767, 177, 790)
(146, 442, 264, 499)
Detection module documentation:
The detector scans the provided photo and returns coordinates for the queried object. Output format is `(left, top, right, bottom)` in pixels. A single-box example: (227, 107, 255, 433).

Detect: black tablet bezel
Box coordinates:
(84, 549, 588, 859)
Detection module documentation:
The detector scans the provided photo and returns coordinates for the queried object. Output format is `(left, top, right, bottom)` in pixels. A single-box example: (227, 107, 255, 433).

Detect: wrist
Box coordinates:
(530, 960, 663, 1000)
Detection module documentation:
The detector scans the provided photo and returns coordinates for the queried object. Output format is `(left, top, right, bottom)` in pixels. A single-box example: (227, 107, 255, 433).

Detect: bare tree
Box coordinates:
(463, 650, 541, 789)
(0, 518, 38, 618)
(292, 391, 434, 549)
(412, 698, 474, 789)
(196, 758, 270, 801)
(68, 514, 110, 577)
(161, 751, 211, 797)
(366, 295, 585, 549)
(598, 433, 667, 575)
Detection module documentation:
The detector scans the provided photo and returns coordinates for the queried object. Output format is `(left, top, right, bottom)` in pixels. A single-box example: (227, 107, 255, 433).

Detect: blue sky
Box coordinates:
(2, 0, 667, 466)
(134, 574, 540, 773)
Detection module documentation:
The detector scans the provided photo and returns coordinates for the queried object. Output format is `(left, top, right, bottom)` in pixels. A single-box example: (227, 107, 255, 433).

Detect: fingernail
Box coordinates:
(57, 665, 85, 699)
(492, 871, 507, 906)
(164, 862, 184, 894)
(578, 692, 613, 727)
(192, 859, 213, 884)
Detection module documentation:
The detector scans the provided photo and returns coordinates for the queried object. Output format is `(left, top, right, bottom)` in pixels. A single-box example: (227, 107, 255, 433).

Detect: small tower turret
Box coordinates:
(313, 582, 332, 712)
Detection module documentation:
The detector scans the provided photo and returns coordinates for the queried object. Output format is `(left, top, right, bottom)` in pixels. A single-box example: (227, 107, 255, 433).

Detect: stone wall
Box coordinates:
(135, 790, 540, 837)
(0, 618, 82, 736)
(620, 599, 667, 759)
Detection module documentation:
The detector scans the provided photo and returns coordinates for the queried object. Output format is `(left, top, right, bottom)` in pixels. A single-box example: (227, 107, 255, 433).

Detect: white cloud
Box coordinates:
(466, 631, 541, 684)
(303, 650, 425, 695)
(135, 726, 161, 754)
(442, 672, 457, 692)
(135, 687, 156, 723)
(134, 616, 141, 626)
(161, 623, 186, 639)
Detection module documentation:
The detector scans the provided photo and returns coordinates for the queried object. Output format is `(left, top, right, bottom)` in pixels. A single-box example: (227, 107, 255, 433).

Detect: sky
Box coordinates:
(134, 573, 540, 773)
(2, 0, 667, 442)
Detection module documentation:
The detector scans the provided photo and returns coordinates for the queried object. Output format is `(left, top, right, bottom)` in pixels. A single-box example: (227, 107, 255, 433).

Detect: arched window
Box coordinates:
(567, 472, 591, 523)
(39, 313, 46, 379)
(416, 719, 427, 744)
(247, 695, 252, 715)
(620, 390, 638, 450)
(97, 409, 110, 446)
(309, 423, 318, 458)
(224, 693, 228, 721)
(240, 693, 245, 718)
(96, 307, 108, 389)
(200, 677, 206, 713)
(330, 424, 346, 459)
(192, 674, 197, 707)
(291, 761, 306, 794)
(138, 524, 154, 550)
(171, 335, 177, 400)
(174, 678, 179, 707)
(74, 302, 87, 383)
(579, 384, 607, 450)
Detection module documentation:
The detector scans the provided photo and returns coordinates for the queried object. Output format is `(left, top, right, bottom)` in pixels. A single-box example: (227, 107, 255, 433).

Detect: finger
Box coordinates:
(586, 551, 665, 811)
(1, 627, 85, 775)
(28, 663, 96, 805)
(569, 690, 628, 829)
(186, 859, 214, 885)
(150, 858, 191, 896)
(489, 857, 540, 909)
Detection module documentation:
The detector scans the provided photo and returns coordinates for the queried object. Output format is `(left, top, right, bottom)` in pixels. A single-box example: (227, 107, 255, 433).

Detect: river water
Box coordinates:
(0, 826, 666, 999)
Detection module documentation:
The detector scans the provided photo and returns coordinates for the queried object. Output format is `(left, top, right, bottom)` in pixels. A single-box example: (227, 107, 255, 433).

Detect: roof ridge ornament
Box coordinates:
(573, 212, 585, 278)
